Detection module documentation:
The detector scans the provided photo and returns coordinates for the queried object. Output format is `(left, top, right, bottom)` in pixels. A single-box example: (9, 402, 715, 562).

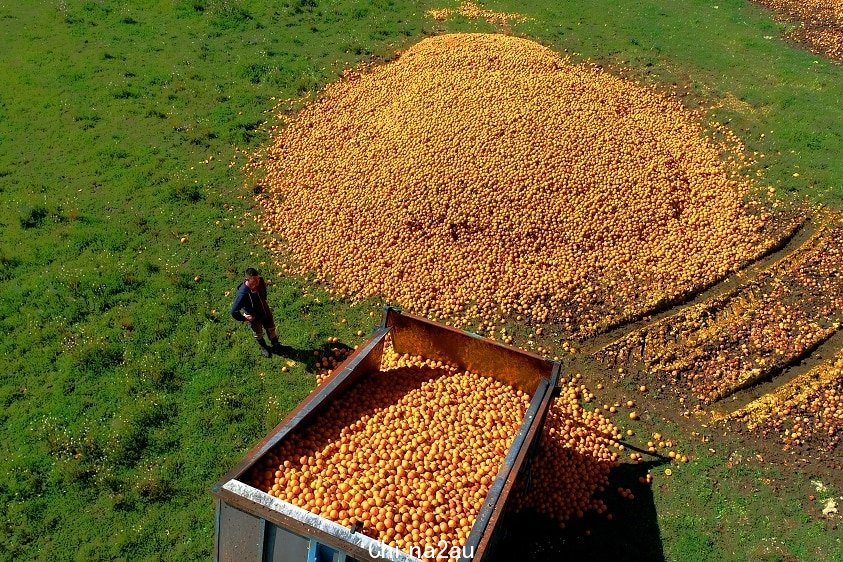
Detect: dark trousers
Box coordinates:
(248, 316, 277, 341)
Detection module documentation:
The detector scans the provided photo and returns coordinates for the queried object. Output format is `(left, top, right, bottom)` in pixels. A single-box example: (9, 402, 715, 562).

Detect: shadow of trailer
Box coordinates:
(213, 307, 560, 562)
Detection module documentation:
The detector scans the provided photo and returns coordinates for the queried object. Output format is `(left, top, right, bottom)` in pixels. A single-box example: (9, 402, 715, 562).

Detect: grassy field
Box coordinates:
(0, 1, 841, 560)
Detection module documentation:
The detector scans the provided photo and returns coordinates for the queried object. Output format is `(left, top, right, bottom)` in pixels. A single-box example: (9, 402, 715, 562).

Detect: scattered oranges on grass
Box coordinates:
(755, 0, 843, 61)
(250, 33, 790, 337)
(427, 1, 529, 27)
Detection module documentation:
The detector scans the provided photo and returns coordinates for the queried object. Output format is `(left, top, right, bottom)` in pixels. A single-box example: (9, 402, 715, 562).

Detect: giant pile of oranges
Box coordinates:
(249, 351, 531, 557)
(251, 33, 788, 337)
(599, 221, 843, 404)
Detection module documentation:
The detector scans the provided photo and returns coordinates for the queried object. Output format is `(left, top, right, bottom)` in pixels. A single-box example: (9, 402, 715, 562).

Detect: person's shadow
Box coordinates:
(489, 458, 667, 562)
(270, 341, 354, 374)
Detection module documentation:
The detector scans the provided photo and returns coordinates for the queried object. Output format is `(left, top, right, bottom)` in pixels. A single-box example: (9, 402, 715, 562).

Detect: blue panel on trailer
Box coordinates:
(308, 540, 343, 562)
(264, 523, 309, 562)
(218, 501, 263, 561)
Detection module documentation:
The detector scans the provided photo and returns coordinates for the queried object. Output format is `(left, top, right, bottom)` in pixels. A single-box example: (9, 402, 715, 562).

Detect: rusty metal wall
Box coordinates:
(386, 309, 551, 395)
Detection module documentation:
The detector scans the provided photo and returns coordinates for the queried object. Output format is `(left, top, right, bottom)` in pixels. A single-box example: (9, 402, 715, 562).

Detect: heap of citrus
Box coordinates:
(511, 375, 621, 526)
(252, 33, 786, 337)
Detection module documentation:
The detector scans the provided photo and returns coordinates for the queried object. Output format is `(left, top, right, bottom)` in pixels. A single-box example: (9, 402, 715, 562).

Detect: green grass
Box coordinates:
(0, 1, 841, 560)
(651, 437, 836, 562)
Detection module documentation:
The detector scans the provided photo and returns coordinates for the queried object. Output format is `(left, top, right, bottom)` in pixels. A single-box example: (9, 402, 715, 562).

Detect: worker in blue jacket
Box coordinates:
(230, 267, 281, 358)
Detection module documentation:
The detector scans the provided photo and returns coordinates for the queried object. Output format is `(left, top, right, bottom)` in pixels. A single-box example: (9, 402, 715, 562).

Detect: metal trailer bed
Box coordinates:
(213, 307, 560, 562)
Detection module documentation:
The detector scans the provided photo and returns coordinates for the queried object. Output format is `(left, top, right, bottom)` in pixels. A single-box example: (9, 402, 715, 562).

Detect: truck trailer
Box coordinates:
(213, 307, 560, 562)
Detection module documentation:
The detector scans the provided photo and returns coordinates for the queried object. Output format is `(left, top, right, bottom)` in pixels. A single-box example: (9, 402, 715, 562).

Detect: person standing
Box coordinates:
(230, 267, 281, 357)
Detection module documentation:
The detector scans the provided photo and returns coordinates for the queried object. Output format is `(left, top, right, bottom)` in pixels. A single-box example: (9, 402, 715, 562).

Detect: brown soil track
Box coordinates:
(559, 209, 843, 485)
(714, 328, 843, 415)
(575, 211, 809, 343)
(712, 325, 840, 402)
(589, 211, 842, 402)
(581, 210, 817, 356)
(562, 348, 843, 489)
